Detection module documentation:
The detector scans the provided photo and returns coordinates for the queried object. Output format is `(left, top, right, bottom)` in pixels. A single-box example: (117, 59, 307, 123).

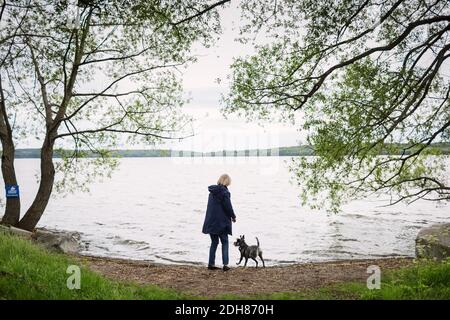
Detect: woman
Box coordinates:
(202, 174, 236, 271)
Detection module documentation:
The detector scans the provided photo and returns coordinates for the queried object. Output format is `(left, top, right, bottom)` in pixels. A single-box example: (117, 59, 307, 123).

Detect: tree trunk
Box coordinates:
(0, 73, 20, 226)
(0, 139, 20, 226)
(17, 139, 55, 231)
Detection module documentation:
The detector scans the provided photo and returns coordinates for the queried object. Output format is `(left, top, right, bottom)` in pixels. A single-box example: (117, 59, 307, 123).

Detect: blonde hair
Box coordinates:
(217, 174, 231, 186)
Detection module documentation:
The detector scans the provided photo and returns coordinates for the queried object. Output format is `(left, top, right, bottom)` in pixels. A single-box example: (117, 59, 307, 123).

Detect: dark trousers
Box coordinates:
(208, 233, 229, 266)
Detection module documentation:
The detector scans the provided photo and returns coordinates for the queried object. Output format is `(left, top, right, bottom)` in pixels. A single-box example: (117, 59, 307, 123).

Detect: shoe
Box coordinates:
(208, 265, 220, 270)
(223, 265, 230, 271)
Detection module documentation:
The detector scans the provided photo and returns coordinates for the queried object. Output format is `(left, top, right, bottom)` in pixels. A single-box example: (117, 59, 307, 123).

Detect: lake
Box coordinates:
(3, 157, 449, 266)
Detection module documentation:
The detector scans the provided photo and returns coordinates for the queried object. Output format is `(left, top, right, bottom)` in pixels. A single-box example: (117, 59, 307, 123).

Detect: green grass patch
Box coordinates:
(360, 258, 450, 300)
(0, 232, 192, 300)
(219, 260, 450, 300)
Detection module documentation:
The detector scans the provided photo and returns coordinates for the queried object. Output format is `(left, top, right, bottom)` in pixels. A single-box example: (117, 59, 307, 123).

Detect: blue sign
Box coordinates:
(5, 185, 19, 198)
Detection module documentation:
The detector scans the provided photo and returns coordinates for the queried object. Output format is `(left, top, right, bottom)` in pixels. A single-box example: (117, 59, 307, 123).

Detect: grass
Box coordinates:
(0, 231, 449, 300)
(217, 260, 450, 300)
(0, 232, 192, 300)
(359, 258, 450, 300)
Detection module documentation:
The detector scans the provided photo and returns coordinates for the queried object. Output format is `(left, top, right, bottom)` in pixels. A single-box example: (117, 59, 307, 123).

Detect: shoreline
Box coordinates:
(1, 230, 448, 299)
(74, 254, 415, 298)
(75, 251, 413, 267)
(0, 225, 423, 297)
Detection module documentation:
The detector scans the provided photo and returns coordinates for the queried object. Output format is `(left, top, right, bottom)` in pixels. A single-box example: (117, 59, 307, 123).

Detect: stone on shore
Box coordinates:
(0, 224, 82, 254)
(416, 223, 450, 260)
(33, 228, 82, 254)
(0, 224, 33, 239)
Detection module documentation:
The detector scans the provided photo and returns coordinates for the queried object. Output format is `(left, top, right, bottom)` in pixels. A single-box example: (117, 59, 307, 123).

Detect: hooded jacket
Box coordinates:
(202, 184, 236, 235)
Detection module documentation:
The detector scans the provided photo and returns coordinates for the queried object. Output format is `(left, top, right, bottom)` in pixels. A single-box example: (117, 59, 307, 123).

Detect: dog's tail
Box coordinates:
(256, 237, 260, 247)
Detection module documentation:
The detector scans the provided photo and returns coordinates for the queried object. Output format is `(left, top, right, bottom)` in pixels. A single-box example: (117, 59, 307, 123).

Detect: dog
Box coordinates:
(233, 235, 265, 268)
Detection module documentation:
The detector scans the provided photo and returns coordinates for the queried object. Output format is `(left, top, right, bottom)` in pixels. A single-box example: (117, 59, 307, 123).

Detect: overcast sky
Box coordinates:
(162, 1, 303, 152)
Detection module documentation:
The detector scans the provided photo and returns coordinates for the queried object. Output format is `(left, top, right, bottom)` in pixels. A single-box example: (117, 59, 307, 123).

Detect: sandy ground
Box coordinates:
(76, 255, 414, 298)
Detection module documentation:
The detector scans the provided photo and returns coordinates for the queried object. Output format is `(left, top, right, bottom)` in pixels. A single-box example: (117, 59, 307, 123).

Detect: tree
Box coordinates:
(226, 0, 450, 211)
(0, 0, 230, 230)
(0, 0, 20, 225)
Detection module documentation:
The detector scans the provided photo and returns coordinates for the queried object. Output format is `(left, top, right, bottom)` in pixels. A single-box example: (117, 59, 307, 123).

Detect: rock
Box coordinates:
(0, 224, 33, 239)
(0, 225, 82, 254)
(10, 226, 33, 238)
(33, 228, 82, 254)
(416, 223, 450, 260)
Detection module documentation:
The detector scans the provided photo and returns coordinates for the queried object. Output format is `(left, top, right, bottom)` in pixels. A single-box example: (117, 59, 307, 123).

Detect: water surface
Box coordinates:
(4, 157, 449, 266)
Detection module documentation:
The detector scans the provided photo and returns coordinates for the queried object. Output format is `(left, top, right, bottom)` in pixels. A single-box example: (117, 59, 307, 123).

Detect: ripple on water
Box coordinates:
(166, 201, 182, 206)
(339, 238, 358, 242)
(330, 233, 344, 238)
(111, 236, 149, 247)
(153, 255, 203, 265)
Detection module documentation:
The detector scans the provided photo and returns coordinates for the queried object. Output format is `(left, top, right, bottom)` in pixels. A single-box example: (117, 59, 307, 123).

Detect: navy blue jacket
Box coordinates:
(202, 184, 236, 235)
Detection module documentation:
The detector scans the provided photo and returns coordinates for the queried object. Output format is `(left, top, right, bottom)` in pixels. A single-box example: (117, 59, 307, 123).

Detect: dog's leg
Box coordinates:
(236, 254, 243, 265)
(251, 257, 258, 268)
(244, 257, 248, 267)
(259, 253, 266, 268)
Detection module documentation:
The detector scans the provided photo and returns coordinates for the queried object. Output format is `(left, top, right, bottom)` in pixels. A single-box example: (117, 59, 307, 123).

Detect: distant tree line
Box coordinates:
(7, 143, 449, 158)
